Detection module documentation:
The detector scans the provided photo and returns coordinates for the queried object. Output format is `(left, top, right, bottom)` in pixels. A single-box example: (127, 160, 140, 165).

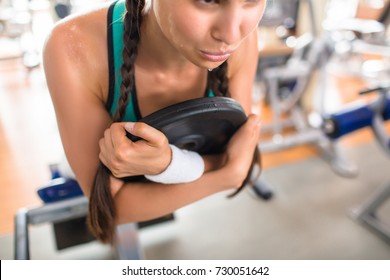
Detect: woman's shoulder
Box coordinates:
(43, 5, 110, 68)
(43, 4, 112, 99)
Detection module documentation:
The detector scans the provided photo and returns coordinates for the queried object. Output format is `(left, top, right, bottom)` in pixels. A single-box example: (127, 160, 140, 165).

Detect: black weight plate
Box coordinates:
(127, 97, 247, 154)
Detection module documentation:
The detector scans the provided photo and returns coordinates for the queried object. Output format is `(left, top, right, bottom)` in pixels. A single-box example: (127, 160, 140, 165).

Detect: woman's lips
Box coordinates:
(199, 50, 233, 62)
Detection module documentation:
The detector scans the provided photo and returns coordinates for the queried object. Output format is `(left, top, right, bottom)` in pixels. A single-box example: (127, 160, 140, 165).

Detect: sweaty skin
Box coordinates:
(43, 0, 265, 224)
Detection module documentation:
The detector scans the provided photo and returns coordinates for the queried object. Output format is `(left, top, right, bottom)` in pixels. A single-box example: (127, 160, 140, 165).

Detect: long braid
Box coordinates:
(88, 0, 145, 244)
(113, 0, 144, 122)
(208, 62, 262, 197)
(208, 61, 229, 97)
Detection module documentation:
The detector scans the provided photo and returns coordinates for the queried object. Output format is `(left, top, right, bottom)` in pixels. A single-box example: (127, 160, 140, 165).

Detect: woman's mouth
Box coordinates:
(199, 50, 233, 62)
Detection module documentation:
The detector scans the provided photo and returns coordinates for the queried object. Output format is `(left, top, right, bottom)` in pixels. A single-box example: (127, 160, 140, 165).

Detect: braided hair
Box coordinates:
(88, 0, 261, 244)
(88, 0, 145, 244)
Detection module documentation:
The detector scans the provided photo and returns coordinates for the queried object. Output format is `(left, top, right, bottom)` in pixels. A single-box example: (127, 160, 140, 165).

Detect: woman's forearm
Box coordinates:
(203, 153, 227, 172)
(113, 114, 260, 225)
(114, 167, 237, 225)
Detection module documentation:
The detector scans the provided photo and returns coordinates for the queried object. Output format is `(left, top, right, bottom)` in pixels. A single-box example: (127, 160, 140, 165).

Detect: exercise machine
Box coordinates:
(0, 0, 43, 71)
(14, 164, 146, 259)
(252, 0, 361, 199)
(322, 86, 390, 243)
(323, 0, 390, 84)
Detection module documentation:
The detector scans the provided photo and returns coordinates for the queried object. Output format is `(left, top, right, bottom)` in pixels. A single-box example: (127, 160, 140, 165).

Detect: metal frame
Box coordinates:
(351, 181, 390, 244)
(253, 0, 359, 198)
(14, 196, 143, 260)
(351, 89, 390, 244)
(258, 0, 358, 177)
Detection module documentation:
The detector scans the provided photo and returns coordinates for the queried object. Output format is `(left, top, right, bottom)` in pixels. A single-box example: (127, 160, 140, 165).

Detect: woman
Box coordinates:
(43, 0, 265, 243)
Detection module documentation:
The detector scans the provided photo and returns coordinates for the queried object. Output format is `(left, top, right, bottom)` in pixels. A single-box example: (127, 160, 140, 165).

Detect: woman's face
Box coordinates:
(151, 0, 266, 69)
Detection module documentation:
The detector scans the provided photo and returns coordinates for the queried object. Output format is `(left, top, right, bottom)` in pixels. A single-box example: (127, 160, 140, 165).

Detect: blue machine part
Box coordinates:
(323, 97, 390, 140)
(383, 98, 390, 120)
(382, 98, 390, 149)
(323, 105, 374, 139)
(37, 178, 84, 203)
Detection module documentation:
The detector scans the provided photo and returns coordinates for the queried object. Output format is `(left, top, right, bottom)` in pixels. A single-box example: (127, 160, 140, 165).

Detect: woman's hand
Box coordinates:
(98, 122, 172, 178)
(223, 114, 261, 189)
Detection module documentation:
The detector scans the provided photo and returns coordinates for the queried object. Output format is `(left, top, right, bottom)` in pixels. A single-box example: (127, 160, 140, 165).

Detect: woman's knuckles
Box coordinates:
(132, 122, 148, 137)
(103, 128, 111, 139)
(154, 135, 168, 148)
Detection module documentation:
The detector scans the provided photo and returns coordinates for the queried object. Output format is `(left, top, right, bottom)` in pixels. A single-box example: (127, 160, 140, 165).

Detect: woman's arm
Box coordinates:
(228, 29, 260, 114)
(113, 114, 261, 224)
(43, 15, 112, 197)
(97, 121, 225, 179)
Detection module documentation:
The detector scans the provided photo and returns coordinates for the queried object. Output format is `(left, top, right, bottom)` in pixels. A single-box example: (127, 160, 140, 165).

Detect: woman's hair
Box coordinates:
(87, 0, 261, 244)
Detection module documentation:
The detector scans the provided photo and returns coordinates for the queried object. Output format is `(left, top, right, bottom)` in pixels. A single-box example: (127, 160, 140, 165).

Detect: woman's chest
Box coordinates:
(134, 68, 208, 117)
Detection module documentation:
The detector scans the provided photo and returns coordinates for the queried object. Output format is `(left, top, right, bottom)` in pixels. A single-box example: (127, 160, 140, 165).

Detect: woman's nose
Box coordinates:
(211, 7, 243, 45)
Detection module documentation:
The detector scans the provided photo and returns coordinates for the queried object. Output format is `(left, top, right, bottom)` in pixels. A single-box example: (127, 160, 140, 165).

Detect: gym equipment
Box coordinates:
(260, 0, 301, 40)
(254, 0, 357, 198)
(37, 177, 83, 203)
(255, 0, 359, 199)
(257, 0, 354, 198)
(323, 0, 390, 85)
(322, 86, 390, 243)
(53, 2, 70, 19)
(0, 0, 42, 71)
(322, 87, 390, 140)
(15, 165, 144, 259)
(127, 97, 247, 154)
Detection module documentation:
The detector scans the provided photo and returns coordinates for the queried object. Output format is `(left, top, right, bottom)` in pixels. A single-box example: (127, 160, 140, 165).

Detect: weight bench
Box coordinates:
(14, 196, 144, 260)
(14, 165, 174, 260)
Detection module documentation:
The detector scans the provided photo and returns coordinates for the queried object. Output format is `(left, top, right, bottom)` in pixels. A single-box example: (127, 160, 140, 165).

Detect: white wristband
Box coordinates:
(144, 144, 204, 184)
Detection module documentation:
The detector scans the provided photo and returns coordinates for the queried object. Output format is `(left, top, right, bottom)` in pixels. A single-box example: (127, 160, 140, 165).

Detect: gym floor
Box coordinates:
(1, 0, 390, 259)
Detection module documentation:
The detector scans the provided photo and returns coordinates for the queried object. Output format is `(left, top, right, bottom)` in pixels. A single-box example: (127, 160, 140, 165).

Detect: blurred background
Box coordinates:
(1, 0, 390, 260)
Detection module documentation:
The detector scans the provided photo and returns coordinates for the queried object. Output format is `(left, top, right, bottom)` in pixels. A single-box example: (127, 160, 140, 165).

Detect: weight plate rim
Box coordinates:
(139, 97, 246, 128)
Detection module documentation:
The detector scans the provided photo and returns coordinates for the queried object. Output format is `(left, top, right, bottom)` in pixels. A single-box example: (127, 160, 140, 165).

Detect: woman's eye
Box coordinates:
(246, 0, 262, 4)
(198, 0, 218, 4)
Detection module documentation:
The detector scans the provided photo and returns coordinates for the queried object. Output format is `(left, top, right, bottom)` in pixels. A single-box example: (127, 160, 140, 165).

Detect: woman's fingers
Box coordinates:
(224, 114, 260, 187)
(98, 122, 171, 177)
(124, 122, 168, 148)
(229, 114, 260, 151)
